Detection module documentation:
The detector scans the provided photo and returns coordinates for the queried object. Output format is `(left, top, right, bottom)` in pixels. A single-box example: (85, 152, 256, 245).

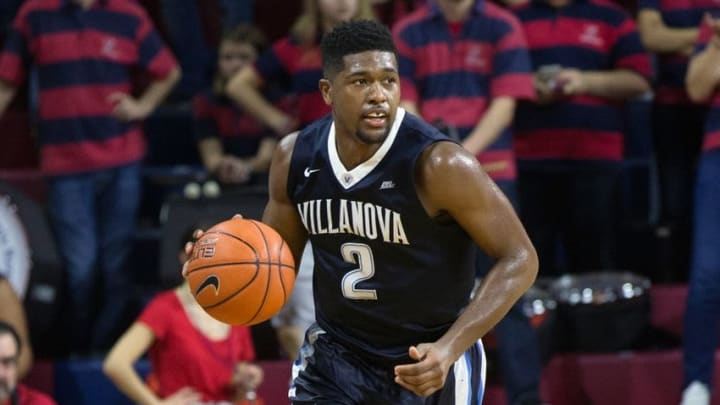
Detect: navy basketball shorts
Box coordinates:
(289, 324, 486, 404)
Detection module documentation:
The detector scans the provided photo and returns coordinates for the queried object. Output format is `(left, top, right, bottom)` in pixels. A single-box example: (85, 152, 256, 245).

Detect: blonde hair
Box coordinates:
(291, 0, 377, 46)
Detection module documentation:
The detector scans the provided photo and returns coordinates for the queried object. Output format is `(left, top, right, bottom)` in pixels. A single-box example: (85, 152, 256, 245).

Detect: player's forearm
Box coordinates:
(438, 249, 538, 363)
(461, 97, 515, 155)
(137, 67, 181, 116)
(687, 42, 720, 102)
(582, 69, 650, 99)
(226, 68, 290, 135)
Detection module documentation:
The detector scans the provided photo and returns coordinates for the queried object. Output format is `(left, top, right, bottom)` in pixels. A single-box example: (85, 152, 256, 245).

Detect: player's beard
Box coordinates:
(355, 125, 391, 145)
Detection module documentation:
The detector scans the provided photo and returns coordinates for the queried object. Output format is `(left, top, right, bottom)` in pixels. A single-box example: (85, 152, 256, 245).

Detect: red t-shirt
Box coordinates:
(1, 384, 56, 405)
(138, 291, 256, 402)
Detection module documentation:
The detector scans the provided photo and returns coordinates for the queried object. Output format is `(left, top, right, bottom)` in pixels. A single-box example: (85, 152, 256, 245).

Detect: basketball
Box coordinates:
(185, 217, 296, 326)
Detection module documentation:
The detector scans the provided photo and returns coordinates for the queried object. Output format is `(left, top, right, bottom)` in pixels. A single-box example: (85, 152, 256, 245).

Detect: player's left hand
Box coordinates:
(394, 343, 452, 397)
(108, 92, 151, 121)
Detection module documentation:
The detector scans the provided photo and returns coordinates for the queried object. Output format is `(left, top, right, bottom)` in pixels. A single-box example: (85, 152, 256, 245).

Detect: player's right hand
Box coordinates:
(181, 228, 205, 278)
(160, 386, 201, 405)
(181, 215, 245, 278)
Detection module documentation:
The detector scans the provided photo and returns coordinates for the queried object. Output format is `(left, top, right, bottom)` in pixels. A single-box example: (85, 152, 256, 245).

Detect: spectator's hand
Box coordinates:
(232, 362, 264, 394)
(394, 343, 452, 397)
(108, 92, 152, 121)
(269, 114, 299, 136)
(217, 156, 252, 184)
(533, 73, 561, 105)
(556, 68, 587, 96)
(159, 387, 201, 405)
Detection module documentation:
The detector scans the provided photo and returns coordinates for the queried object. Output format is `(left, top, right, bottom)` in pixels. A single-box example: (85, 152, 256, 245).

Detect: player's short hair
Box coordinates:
(320, 19, 397, 79)
(0, 320, 22, 358)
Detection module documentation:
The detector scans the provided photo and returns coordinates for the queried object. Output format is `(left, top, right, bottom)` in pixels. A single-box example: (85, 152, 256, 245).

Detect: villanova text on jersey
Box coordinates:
(297, 198, 410, 245)
(287, 108, 478, 365)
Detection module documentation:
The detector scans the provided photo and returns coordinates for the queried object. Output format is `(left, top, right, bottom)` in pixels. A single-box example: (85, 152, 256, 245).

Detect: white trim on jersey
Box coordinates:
(454, 339, 486, 405)
(327, 107, 406, 189)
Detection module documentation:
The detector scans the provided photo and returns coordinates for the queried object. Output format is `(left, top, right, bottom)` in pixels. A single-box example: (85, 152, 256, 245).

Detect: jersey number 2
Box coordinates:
(340, 243, 378, 300)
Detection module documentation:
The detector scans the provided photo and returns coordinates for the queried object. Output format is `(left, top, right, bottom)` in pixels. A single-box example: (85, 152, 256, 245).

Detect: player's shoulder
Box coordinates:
(399, 111, 451, 143)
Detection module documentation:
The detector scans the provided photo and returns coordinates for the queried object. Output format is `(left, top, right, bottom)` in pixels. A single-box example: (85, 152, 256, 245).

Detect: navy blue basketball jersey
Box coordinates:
(287, 108, 477, 365)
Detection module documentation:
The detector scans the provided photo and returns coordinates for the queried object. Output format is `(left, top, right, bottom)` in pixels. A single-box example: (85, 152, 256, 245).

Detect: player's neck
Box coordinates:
(334, 134, 382, 171)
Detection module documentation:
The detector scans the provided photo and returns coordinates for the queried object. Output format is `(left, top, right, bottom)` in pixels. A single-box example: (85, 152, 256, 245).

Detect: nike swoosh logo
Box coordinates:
(304, 167, 320, 177)
(195, 275, 220, 296)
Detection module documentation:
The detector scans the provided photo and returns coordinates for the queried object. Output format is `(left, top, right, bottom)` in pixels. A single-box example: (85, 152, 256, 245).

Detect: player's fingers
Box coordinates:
(394, 360, 435, 378)
(181, 260, 190, 278)
(193, 229, 205, 239)
(395, 365, 442, 385)
(232, 214, 244, 219)
(394, 375, 442, 398)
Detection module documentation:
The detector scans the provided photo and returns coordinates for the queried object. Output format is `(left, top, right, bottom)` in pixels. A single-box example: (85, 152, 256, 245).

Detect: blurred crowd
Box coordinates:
(0, 0, 719, 404)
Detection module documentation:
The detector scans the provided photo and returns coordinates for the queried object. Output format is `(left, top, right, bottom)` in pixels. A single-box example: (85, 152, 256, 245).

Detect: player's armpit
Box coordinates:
(262, 132, 308, 266)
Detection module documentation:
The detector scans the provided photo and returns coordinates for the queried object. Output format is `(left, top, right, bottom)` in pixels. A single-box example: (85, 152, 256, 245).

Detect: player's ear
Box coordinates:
(319, 78, 332, 106)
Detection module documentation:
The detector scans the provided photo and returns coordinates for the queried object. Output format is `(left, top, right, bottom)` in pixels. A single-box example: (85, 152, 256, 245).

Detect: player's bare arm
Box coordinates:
(261, 131, 309, 267)
(394, 141, 538, 397)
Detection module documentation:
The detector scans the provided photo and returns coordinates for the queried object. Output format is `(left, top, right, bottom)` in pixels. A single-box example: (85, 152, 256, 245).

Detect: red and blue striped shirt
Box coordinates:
(512, 0, 652, 161)
(253, 35, 329, 128)
(639, 0, 720, 104)
(394, 0, 535, 180)
(192, 89, 274, 158)
(0, 0, 177, 175)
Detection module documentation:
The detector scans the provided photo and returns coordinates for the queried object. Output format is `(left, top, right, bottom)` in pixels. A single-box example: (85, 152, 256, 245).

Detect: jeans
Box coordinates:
(683, 149, 720, 388)
(48, 162, 141, 352)
(478, 179, 543, 405)
(518, 161, 621, 275)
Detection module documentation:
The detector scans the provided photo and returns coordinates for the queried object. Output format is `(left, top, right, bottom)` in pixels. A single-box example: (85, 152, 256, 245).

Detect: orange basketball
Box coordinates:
(185, 217, 295, 326)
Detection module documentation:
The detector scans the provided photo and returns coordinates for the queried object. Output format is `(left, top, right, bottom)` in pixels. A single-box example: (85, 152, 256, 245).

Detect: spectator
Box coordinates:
(103, 228, 263, 404)
(0, 277, 31, 379)
(226, 0, 377, 135)
(392, 1, 544, 404)
(638, 0, 715, 273)
(679, 12, 720, 405)
(0, 320, 56, 405)
(193, 24, 276, 187)
(0, 0, 180, 353)
(508, 0, 652, 274)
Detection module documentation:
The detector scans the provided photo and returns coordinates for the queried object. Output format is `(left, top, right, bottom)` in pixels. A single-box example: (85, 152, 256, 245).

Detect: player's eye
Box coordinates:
(353, 78, 368, 85)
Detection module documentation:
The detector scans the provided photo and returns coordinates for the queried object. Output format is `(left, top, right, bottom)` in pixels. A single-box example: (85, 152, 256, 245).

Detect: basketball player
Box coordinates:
(185, 19, 538, 404)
